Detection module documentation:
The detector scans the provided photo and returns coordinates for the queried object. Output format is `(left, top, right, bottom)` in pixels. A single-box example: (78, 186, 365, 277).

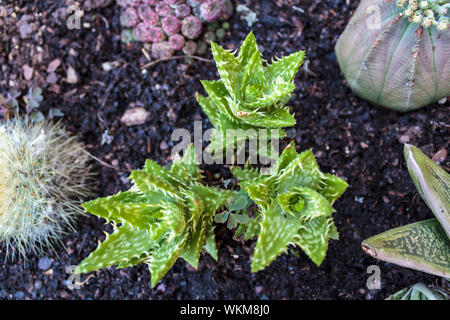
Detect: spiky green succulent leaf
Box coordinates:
(81, 191, 164, 230)
(232, 142, 348, 271)
(404, 144, 450, 238)
(76, 145, 230, 287)
(149, 233, 188, 287)
(75, 224, 155, 274)
(197, 32, 305, 157)
(203, 226, 218, 261)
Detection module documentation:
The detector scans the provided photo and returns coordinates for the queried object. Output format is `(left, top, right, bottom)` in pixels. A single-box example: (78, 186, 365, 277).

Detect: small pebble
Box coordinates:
(38, 256, 53, 271)
(14, 291, 25, 299)
(120, 107, 150, 126)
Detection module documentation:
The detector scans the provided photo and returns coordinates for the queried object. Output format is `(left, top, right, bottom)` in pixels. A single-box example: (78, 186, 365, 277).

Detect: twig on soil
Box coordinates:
(82, 149, 115, 169)
(141, 55, 214, 69)
(75, 274, 95, 286)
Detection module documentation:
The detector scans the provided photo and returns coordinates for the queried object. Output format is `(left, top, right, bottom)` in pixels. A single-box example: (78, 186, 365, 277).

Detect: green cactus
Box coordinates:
(232, 142, 348, 272)
(196, 32, 305, 157)
(0, 119, 90, 258)
(335, 0, 450, 111)
(75, 145, 233, 287)
(361, 144, 450, 278)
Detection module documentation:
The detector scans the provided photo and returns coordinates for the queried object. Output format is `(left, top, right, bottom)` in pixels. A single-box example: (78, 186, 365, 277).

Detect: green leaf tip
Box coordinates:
(197, 32, 305, 157)
(404, 144, 450, 237)
(232, 142, 348, 272)
(362, 144, 450, 277)
(362, 219, 450, 278)
(75, 145, 230, 288)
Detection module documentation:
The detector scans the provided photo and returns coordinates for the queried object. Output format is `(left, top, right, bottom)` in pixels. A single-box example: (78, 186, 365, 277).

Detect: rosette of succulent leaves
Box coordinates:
(231, 142, 348, 272)
(75, 145, 235, 287)
(196, 32, 305, 159)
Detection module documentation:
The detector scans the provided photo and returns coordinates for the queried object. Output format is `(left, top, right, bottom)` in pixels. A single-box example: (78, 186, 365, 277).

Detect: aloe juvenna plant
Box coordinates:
(75, 145, 233, 287)
(196, 32, 305, 157)
(232, 142, 348, 272)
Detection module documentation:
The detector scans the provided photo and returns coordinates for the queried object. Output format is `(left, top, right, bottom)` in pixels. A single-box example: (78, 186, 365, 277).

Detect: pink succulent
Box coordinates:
(122, 0, 141, 6)
(163, 0, 183, 5)
(117, 0, 128, 7)
(181, 15, 202, 39)
(200, 0, 223, 22)
(187, 0, 204, 7)
(151, 41, 174, 59)
(122, 7, 140, 27)
(133, 24, 165, 42)
(162, 15, 181, 36)
(169, 34, 185, 50)
(182, 40, 198, 55)
(141, 0, 157, 4)
(137, 5, 159, 26)
(175, 4, 191, 18)
(155, 2, 172, 17)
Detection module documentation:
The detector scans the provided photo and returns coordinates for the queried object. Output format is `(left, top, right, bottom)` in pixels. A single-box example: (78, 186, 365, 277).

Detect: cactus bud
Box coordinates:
(419, 0, 429, 9)
(151, 41, 175, 59)
(133, 24, 165, 42)
(423, 17, 434, 26)
(137, 5, 159, 26)
(175, 3, 191, 18)
(162, 15, 182, 36)
(437, 17, 448, 30)
(203, 30, 216, 43)
(182, 40, 198, 55)
(169, 33, 185, 50)
(181, 15, 202, 39)
(412, 12, 423, 23)
(122, 7, 140, 27)
(215, 27, 226, 40)
(155, 2, 172, 17)
(200, 0, 224, 22)
(121, 29, 134, 43)
(196, 41, 207, 54)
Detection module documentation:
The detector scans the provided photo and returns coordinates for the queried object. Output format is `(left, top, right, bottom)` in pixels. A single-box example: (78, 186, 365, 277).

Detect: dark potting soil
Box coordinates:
(0, 0, 448, 300)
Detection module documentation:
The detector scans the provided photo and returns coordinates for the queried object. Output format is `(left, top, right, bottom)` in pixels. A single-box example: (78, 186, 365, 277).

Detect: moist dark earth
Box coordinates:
(0, 0, 449, 300)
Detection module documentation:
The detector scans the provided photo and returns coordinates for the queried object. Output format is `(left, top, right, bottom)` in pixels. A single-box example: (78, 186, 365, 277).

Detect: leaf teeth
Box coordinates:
(75, 224, 155, 274)
(198, 32, 305, 158)
(233, 140, 347, 271)
(266, 51, 305, 83)
(77, 145, 230, 285)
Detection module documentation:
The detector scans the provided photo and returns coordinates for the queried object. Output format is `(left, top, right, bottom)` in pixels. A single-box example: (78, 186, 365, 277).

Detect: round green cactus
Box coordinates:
(335, 0, 450, 111)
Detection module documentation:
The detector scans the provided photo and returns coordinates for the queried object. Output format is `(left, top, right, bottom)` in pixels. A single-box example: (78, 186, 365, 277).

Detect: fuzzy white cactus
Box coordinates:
(0, 119, 91, 258)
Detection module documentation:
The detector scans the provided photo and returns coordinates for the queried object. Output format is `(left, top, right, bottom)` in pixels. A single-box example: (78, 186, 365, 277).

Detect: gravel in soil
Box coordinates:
(0, 0, 448, 299)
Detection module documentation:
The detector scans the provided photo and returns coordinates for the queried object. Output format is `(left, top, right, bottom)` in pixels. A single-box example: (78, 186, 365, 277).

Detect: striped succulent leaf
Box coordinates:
(231, 142, 348, 272)
(196, 32, 305, 156)
(404, 143, 450, 237)
(362, 219, 450, 277)
(361, 144, 450, 277)
(75, 145, 231, 287)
